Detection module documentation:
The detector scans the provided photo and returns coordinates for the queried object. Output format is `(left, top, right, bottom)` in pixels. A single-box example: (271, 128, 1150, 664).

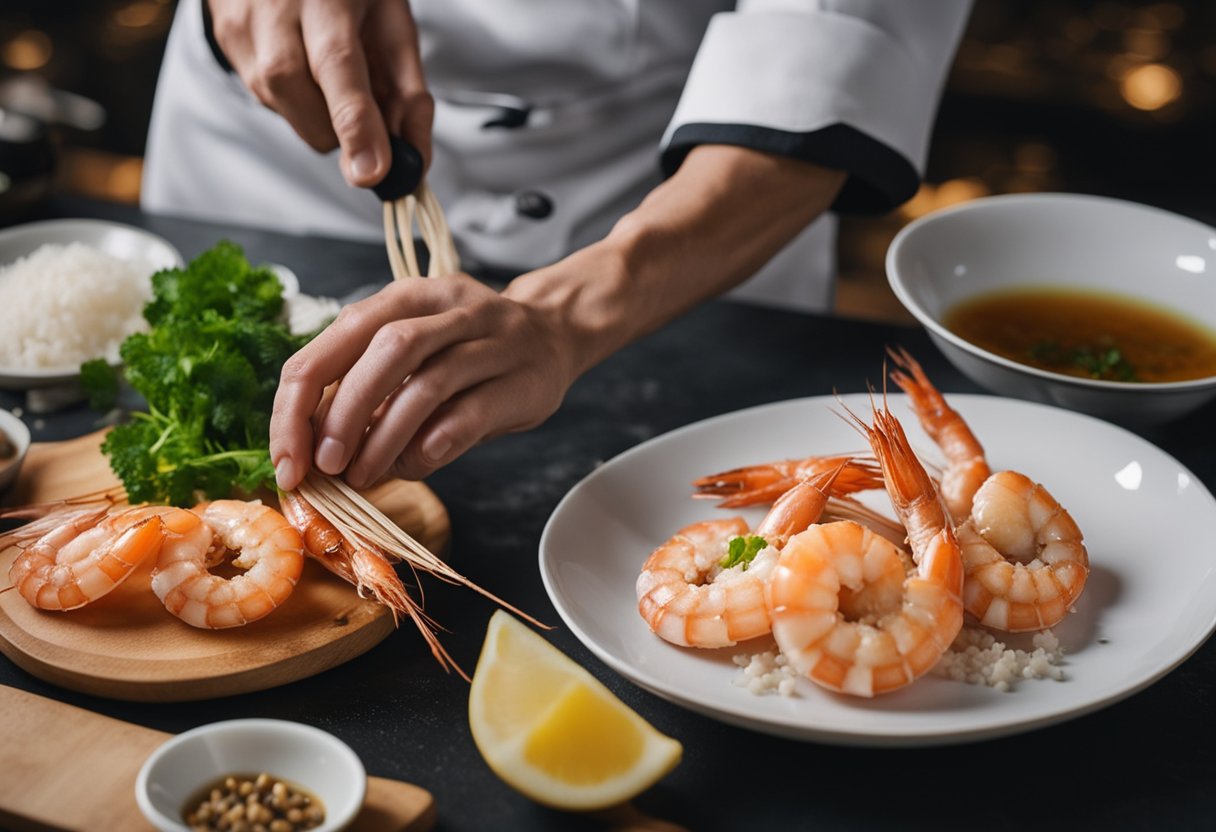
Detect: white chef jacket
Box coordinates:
(143, 0, 971, 311)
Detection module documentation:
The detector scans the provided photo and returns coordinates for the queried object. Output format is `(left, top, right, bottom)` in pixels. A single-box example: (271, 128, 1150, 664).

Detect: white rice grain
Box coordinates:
(933, 625, 1067, 691)
(732, 649, 799, 697)
(0, 242, 153, 369)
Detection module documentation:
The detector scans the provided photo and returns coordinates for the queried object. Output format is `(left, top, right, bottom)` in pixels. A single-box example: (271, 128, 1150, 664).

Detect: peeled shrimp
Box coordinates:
(637, 465, 845, 648)
(151, 500, 304, 629)
(888, 348, 1089, 630)
(961, 471, 1088, 631)
(5, 505, 174, 610)
(693, 456, 883, 508)
(766, 404, 964, 697)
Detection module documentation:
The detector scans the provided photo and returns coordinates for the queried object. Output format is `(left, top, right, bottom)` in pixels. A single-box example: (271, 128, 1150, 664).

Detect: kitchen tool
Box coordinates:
(0, 430, 450, 701)
(0, 685, 436, 832)
(374, 136, 460, 280)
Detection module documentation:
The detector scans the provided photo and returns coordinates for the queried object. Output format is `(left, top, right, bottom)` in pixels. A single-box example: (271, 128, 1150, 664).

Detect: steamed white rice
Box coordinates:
(0, 242, 153, 369)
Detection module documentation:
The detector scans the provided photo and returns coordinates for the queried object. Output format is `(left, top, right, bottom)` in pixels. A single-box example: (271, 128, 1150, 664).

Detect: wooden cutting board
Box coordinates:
(0, 685, 437, 832)
(0, 431, 450, 701)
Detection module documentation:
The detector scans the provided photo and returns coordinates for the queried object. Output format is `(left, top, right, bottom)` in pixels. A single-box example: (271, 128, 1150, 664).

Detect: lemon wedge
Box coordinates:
(468, 610, 683, 811)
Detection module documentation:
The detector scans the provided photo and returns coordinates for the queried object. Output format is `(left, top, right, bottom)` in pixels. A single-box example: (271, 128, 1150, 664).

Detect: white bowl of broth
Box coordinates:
(135, 719, 366, 832)
(886, 192, 1216, 426)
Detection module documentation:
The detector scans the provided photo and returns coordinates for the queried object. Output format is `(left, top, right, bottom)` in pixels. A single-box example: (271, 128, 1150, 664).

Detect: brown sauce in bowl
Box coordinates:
(943, 287, 1216, 383)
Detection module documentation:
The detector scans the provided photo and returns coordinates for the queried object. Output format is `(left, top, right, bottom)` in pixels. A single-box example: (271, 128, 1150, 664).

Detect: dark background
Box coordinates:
(1, 0, 1214, 319)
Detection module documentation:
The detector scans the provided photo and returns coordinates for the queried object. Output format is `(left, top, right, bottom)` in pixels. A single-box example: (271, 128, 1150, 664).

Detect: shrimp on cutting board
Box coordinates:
(637, 464, 850, 649)
(4, 504, 179, 610)
(888, 347, 1089, 631)
(151, 500, 304, 629)
(279, 489, 416, 622)
(766, 402, 964, 697)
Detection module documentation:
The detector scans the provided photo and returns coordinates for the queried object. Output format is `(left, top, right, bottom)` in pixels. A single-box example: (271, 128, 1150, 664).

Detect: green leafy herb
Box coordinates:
(81, 242, 311, 506)
(80, 357, 119, 412)
(1028, 339, 1138, 382)
(720, 535, 768, 570)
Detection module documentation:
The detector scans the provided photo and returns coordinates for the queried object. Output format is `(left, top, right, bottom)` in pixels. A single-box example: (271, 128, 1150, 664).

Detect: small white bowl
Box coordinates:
(887, 193, 1216, 426)
(0, 218, 185, 390)
(0, 408, 30, 492)
(135, 719, 366, 832)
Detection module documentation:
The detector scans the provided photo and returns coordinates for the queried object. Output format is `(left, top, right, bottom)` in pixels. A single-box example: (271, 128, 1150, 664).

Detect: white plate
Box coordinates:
(539, 393, 1216, 746)
(0, 219, 185, 389)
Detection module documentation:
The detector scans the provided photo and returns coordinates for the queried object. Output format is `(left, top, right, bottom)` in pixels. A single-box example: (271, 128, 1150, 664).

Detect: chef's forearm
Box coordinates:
(502, 144, 846, 379)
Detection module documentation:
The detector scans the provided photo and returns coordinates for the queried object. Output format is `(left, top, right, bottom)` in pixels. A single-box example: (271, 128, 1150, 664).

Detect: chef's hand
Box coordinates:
(270, 145, 846, 490)
(207, 0, 431, 186)
(270, 273, 579, 490)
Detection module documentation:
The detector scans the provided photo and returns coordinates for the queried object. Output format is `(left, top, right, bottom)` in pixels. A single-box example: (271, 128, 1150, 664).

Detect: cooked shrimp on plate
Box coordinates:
(766, 402, 964, 698)
(889, 347, 1089, 631)
(637, 464, 852, 649)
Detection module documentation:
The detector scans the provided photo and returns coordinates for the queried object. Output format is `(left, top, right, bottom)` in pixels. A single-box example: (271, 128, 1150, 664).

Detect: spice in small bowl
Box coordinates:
(135, 719, 365, 832)
(183, 771, 325, 832)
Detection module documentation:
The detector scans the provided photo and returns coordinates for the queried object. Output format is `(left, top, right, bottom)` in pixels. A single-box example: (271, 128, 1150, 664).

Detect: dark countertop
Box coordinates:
(3, 198, 1215, 831)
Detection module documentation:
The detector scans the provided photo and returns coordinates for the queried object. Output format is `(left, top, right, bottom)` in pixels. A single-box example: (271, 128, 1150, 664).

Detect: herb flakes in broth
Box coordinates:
(943, 286, 1216, 382)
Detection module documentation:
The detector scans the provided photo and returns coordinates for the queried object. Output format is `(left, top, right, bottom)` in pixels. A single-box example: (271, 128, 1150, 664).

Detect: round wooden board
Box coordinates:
(0, 431, 450, 702)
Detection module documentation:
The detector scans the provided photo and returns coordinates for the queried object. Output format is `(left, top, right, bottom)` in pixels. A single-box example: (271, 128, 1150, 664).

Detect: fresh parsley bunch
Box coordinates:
(81, 242, 312, 506)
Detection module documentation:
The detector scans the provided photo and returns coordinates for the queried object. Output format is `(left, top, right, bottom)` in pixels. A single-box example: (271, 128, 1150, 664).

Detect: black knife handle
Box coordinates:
(371, 136, 424, 201)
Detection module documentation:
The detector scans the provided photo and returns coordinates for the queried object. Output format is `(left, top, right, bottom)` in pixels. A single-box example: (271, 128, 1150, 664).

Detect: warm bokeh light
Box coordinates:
(2, 30, 52, 71)
(1120, 62, 1182, 110)
(116, 1, 163, 29)
(1014, 141, 1057, 174)
(898, 178, 990, 221)
(61, 150, 145, 205)
(107, 157, 145, 202)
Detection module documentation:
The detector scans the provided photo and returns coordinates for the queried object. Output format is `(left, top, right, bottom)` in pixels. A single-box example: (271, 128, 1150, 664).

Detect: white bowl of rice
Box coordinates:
(0, 219, 183, 389)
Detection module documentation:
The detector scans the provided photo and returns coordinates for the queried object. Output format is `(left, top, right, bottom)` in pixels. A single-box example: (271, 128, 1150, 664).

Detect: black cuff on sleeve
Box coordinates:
(661, 122, 920, 216)
(200, 0, 234, 73)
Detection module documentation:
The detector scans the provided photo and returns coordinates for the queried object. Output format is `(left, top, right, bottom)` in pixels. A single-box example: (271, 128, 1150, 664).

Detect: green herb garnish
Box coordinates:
(81, 242, 314, 506)
(1028, 339, 1138, 382)
(720, 535, 768, 570)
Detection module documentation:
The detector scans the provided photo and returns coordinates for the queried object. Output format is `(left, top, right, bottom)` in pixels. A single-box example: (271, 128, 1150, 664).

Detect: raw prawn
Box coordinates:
(636, 465, 846, 648)
(766, 403, 964, 697)
(151, 500, 304, 629)
(4, 505, 177, 610)
(693, 455, 883, 508)
(279, 489, 416, 624)
(888, 347, 1089, 630)
(280, 486, 471, 678)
